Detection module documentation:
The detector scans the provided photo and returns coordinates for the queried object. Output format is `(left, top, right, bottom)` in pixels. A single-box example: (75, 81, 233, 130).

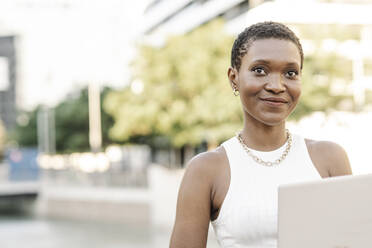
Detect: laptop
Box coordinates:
(278, 173, 372, 248)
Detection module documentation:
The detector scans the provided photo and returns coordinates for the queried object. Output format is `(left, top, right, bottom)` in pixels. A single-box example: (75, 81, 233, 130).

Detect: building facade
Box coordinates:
(0, 36, 16, 129)
(142, 0, 267, 44)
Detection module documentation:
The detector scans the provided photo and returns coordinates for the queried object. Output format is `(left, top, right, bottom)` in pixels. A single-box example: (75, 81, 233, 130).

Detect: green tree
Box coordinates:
(12, 86, 115, 153)
(104, 20, 242, 147)
(54, 87, 115, 152)
(292, 53, 354, 119)
(291, 23, 363, 117)
(12, 110, 38, 148)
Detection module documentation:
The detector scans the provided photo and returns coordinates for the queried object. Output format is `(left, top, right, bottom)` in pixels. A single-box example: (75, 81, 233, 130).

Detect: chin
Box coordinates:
(244, 109, 292, 127)
(259, 118, 285, 126)
(255, 113, 288, 126)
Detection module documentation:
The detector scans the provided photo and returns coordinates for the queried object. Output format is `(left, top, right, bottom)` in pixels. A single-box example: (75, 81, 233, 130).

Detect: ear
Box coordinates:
(228, 66, 239, 90)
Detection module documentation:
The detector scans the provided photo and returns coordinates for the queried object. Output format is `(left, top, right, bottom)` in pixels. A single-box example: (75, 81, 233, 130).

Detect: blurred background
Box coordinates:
(1, 0, 372, 247)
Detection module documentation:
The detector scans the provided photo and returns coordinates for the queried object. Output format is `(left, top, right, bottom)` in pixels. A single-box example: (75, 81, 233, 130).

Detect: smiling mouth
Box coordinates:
(260, 97, 288, 106)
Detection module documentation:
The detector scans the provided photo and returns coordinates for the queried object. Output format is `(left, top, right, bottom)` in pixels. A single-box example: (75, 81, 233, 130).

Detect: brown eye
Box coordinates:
(252, 67, 267, 76)
(285, 70, 298, 79)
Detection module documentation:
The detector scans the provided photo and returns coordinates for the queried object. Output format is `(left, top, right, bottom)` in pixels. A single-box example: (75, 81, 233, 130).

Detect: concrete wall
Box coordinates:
(37, 186, 150, 224)
(148, 164, 184, 229)
(37, 164, 183, 226)
(36, 164, 219, 245)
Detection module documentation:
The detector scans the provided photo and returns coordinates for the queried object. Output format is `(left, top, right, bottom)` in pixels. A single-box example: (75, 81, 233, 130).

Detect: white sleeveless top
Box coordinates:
(211, 133, 321, 248)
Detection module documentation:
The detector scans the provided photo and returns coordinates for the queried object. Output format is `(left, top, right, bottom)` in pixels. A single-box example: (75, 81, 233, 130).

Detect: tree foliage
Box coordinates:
(104, 20, 242, 147)
(291, 23, 365, 116)
(292, 53, 354, 119)
(12, 87, 115, 153)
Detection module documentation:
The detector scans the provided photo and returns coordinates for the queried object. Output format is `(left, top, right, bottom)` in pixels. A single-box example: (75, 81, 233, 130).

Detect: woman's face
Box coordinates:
(229, 38, 302, 126)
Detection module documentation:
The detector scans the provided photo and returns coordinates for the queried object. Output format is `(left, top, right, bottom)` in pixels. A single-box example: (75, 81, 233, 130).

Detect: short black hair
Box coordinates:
(231, 21, 304, 71)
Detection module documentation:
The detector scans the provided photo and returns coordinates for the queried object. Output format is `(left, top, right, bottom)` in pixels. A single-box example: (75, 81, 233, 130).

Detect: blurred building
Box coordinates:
(142, 0, 268, 45)
(0, 36, 16, 129)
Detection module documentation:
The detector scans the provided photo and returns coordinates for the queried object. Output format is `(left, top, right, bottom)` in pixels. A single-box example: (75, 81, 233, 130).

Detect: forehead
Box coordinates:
(243, 38, 301, 67)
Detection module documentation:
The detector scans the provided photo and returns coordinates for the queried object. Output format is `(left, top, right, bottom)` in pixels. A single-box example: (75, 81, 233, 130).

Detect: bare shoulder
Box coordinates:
(184, 146, 228, 183)
(178, 146, 229, 208)
(305, 139, 352, 178)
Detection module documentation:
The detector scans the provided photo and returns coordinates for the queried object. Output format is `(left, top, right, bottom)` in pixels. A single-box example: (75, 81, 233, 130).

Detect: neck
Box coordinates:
(240, 117, 288, 152)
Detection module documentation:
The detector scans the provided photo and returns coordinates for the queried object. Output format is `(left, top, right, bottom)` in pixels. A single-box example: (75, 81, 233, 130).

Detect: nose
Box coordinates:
(264, 73, 286, 94)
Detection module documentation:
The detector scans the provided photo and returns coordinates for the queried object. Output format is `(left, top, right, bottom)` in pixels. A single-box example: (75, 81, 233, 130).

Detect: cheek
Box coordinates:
(289, 82, 301, 102)
(239, 74, 263, 95)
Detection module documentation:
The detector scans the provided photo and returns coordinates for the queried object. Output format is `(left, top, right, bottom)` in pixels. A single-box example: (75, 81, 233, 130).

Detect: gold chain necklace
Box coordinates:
(236, 129, 292, 167)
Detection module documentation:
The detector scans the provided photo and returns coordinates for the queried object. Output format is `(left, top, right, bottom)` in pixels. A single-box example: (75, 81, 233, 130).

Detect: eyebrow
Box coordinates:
(251, 59, 300, 68)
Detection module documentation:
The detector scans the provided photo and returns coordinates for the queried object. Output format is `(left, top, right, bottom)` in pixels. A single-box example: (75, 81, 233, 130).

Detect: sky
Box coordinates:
(0, 0, 151, 110)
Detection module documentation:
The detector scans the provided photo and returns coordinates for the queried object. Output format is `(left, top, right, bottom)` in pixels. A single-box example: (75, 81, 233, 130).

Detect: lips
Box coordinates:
(260, 97, 288, 106)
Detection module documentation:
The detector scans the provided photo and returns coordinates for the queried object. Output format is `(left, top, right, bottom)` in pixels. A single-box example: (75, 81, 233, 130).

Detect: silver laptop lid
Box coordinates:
(278, 173, 372, 248)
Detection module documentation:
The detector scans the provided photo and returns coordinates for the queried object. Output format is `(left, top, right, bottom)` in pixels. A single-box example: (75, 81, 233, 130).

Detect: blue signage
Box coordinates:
(6, 148, 39, 181)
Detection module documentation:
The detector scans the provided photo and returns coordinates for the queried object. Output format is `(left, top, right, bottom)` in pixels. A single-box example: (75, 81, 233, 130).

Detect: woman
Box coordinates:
(169, 21, 352, 248)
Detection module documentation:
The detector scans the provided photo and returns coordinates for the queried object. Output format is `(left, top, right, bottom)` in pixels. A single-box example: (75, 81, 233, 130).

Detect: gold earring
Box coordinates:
(233, 88, 239, 96)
